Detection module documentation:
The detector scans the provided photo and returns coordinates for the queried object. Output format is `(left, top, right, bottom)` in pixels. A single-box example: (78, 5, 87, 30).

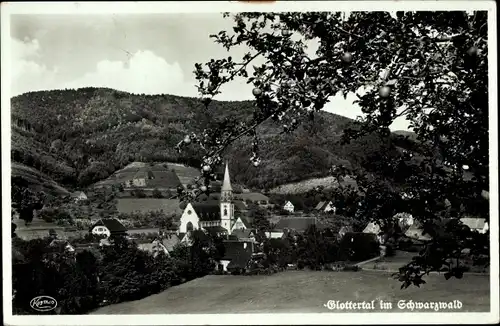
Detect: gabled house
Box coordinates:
(395, 213, 414, 232)
(315, 201, 336, 213)
(231, 229, 256, 242)
(362, 221, 383, 243)
(204, 226, 229, 238)
(230, 216, 251, 233)
(164, 234, 181, 251)
(71, 191, 88, 203)
(90, 218, 128, 238)
(404, 223, 432, 242)
(235, 192, 271, 207)
(283, 201, 295, 213)
(48, 239, 75, 253)
(460, 217, 489, 234)
(137, 238, 170, 257)
(217, 240, 254, 273)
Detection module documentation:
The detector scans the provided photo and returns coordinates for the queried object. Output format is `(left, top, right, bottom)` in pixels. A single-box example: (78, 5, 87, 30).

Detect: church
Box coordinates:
(178, 162, 252, 241)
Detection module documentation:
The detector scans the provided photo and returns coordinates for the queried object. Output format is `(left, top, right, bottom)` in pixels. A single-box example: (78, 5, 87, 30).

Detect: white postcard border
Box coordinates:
(1, 1, 498, 325)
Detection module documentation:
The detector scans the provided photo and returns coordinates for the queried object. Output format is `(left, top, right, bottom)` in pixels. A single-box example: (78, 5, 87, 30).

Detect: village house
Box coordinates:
(230, 229, 256, 242)
(265, 216, 328, 239)
(404, 222, 432, 242)
(460, 217, 489, 234)
(314, 201, 336, 213)
(90, 218, 128, 238)
(235, 192, 271, 207)
(230, 216, 251, 233)
(71, 191, 88, 203)
(362, 221, 384, 243)
(283, 201, 295, 213)
(136, 238, 170, 257)
(217, 240, 254, 273)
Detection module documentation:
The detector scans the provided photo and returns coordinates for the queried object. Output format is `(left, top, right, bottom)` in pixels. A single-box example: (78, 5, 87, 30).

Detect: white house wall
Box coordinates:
(179, 203, 200, 233)
(92, 226, 111, 237)
(266, 231, 284, 239)
(231, 217, 247, 232)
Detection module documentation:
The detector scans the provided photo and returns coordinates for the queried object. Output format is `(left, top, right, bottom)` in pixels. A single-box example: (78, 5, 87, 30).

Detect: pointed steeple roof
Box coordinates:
(221, 161, 233, 192)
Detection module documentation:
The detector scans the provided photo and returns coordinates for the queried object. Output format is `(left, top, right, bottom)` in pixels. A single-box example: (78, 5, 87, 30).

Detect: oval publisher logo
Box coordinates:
(30, 296, 58, 312)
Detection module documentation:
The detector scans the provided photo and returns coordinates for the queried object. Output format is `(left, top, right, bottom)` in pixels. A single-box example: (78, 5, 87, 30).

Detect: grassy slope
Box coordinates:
(11, 87, 418, 194)
(11, 162, 70, 196)
(92, 270, 489, 314)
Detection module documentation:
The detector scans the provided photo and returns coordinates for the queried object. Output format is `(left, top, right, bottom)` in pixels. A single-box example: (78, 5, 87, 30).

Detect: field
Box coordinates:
(11, 162, 70, 195)
(92, 270, 490, 314)
(268, 176, 358, 194)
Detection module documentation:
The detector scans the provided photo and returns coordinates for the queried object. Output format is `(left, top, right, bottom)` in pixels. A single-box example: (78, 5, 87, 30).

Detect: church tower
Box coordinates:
(220, 161, 235, 233)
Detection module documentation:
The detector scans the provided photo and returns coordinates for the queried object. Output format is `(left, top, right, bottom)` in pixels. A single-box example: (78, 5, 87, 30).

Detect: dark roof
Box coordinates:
(232, 229, 254, 240)
(274, 217, 326, 232)
(162, 234, 181, 251)
(234, 200, 248, 211)
(92, 218, 127, 232)
(192, 202, 221, 221)
(222, 241, 253, 269)
(232, 216, 251, 230)
(204, 226, 228, 236)
(315, 201, 328, 210)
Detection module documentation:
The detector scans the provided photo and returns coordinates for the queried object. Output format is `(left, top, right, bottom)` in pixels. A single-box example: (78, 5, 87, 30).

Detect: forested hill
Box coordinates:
(11, 87, 418, 193)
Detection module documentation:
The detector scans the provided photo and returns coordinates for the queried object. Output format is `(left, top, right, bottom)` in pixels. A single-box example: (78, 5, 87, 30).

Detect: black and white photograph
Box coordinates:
(2, 1, 498, 325)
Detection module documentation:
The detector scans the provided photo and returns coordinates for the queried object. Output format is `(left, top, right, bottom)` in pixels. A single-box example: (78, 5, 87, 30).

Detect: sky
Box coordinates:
(10, 13, 410, 131)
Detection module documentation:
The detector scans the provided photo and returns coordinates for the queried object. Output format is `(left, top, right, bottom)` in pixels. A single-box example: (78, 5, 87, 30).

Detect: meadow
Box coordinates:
(92, 270, 490, 314)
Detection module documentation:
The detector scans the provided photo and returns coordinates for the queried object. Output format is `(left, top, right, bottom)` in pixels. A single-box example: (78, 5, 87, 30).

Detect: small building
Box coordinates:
(395, 213, 414, 232)
(71, 191, 88, 202)
(283, 201, 295, 213)
(265, 230, 285, 239)
(90, 218, 128, 238)
(460, 217, 489, 234)
(362, 221, 383, 243)
(204, 226, 229, 238)
(315, 201, 336, 213)
(137, 238, 170, 257)
(231, 229, 256, 242)
(48, 239, 75, 253)
(404, 223, 432, 242)
(230, 216, 251, 233)
(235, 192, 271, 206)
(162, 233, 181, 252)
(217, 241, 254, 273)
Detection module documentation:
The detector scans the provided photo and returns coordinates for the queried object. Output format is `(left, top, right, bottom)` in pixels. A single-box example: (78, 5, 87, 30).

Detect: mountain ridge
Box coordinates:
(10, 87, 418, 195)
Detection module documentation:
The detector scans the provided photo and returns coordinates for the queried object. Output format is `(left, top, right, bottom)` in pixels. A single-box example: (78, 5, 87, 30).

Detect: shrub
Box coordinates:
(339, 232, 380, 262)
(385, 244, 396, 257)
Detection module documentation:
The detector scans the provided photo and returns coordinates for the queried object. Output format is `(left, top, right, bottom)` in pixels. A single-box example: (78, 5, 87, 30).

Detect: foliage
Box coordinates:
(117, 211, 175, 229)
(12, 176, 45, 226)
(339, 232, 381, 262)
(152, 188, 163, 198)
(12, 231, 220, 314)
(179, 11, 489, 287)
(248, 203, 271, 231)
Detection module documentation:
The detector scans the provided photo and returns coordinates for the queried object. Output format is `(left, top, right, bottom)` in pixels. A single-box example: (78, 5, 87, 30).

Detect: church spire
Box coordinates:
(221, 161, 233, 192)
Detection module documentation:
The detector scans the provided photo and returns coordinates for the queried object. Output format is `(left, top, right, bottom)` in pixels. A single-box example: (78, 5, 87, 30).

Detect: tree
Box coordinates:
(11, 176, 45, 226)
(176, 11, 489, 287)
(152, 188, 163, 198)
(249, 204, 270, 231)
